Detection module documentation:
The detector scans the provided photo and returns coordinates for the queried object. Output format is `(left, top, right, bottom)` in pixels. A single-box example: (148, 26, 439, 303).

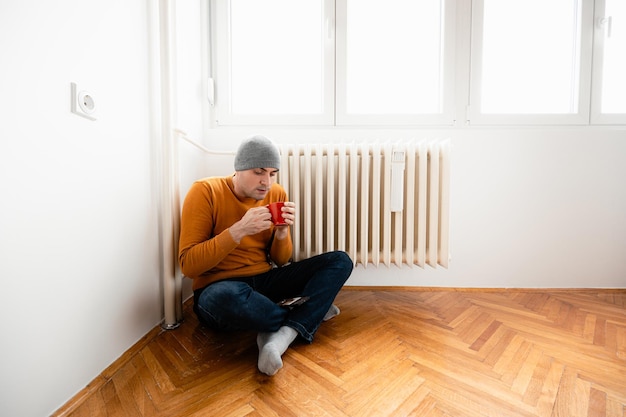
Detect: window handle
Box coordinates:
(598, 16, 612, 38)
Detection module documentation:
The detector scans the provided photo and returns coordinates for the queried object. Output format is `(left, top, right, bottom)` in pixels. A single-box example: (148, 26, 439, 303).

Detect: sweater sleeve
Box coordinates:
(178, 180, 238, 279)
(270, 230, 293, 266)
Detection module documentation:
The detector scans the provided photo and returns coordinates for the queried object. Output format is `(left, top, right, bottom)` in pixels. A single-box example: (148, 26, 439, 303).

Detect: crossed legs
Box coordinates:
(194, 251, 353, 375)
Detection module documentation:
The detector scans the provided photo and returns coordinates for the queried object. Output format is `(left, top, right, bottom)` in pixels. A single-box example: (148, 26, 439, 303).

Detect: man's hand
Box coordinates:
(229, 206, 273, 243)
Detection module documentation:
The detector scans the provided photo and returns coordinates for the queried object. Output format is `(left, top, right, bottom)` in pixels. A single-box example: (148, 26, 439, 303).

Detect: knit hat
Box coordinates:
(234, 135, 281, 171)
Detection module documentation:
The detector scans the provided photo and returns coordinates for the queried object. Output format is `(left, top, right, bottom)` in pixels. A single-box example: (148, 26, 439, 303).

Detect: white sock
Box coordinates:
(323, 304, 340, 321)
(257, 326, 298, 376)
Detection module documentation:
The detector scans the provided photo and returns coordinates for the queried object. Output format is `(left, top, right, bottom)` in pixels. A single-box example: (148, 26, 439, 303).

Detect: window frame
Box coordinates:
(212, 0, 456, 127)
(467, 0, 595, 126)
(590, 0, 626, 124)
(209, 0, 625, 128)
(334, 0, 457, 126)
(213, 0, 335, 126)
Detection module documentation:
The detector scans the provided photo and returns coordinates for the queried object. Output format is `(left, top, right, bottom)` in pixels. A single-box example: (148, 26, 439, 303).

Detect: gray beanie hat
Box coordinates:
(234, 135, 281, 171)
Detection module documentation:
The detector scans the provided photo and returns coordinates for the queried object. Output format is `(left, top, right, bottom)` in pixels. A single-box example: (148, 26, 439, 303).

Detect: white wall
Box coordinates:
(0, 1, 162, 416)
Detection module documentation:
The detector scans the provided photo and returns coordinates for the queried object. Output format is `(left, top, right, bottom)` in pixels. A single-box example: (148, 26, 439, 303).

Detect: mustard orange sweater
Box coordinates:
(178, 176, 293, 291)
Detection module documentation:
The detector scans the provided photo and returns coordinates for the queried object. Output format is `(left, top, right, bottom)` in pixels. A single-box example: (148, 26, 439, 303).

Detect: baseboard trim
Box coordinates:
(51, 324, 164, 417)
(344, 286, 626, 292)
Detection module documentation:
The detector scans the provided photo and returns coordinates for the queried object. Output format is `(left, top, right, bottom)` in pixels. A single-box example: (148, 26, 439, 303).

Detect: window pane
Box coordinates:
(230, 0, 324, 115)
(481, 0, 581, 114)
(345, 0, 444, 114)
(600, 0, 626, 113)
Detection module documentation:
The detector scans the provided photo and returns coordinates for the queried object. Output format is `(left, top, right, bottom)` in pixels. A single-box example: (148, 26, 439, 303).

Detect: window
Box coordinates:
(213, 0, 453, 126)
(469, 0, 593, 124)
(223, 0, 331, 124)
(211, 0, 625, 126)
(212, 0, 332, 125)
(591, 0, 626, 124)
(336, 0, 454, 125)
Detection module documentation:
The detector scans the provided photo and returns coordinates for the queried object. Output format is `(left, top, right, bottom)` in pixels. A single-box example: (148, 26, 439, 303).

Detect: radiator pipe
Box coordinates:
(159, 0, 182, 330)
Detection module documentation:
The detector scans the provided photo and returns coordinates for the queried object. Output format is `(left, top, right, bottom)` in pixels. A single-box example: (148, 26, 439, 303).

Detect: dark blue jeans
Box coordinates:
(194, 251, 353, 343)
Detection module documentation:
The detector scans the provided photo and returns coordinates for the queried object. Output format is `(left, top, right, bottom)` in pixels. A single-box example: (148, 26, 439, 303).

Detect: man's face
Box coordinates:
(233, 168, 279, 200)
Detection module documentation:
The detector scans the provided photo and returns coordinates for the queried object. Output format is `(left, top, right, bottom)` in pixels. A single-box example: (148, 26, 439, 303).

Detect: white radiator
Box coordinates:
(278, 140, 451, 268)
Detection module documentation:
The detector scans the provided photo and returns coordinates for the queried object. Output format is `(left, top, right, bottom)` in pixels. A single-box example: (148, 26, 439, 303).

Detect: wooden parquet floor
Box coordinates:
(56, 289, 626, 417)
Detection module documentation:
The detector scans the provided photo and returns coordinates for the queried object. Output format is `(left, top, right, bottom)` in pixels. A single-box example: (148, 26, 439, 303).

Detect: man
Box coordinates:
(179, 135, 353, 376)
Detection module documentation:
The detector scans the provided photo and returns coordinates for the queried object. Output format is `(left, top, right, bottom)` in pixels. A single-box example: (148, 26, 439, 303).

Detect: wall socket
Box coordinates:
(70, 82, 96, 121)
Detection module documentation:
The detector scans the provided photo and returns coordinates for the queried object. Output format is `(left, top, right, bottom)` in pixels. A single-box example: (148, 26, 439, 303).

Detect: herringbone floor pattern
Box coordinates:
(57, 289, 626, 417)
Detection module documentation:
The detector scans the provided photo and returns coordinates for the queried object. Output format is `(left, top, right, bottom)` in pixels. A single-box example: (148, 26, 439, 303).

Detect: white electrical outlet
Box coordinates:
(70, 82, 96, 121)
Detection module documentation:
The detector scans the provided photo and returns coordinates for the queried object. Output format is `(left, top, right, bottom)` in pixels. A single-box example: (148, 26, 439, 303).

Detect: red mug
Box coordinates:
(267, 202, 287, 226)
